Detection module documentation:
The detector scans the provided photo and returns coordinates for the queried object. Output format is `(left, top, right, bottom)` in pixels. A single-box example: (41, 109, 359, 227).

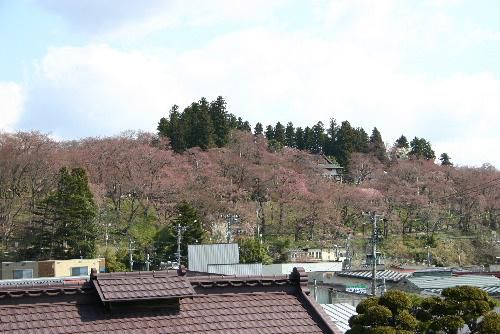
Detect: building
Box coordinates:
(187, 243, 239, 273)
(397, 274, 500, 295)
(321, 303, 358, 334)
(1, 258, 105, 280)
(288, 248, 346, 263)
(316, 154, 343, 182)
(0, 267, 341, 333)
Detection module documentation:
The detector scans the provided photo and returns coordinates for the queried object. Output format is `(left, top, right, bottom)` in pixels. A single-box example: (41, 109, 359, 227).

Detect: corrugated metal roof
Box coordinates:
(408, 275, 500, 290)
(337, 270, 411, 282)
(422, 285, 500, 296)
(207, 263, 262, 276)
(188, 243, 239, 273)
(321, 303, 357, 334)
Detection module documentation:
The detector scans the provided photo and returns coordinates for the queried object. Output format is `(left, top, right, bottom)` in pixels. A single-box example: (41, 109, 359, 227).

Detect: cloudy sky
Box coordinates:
(1, 0, 499, 167)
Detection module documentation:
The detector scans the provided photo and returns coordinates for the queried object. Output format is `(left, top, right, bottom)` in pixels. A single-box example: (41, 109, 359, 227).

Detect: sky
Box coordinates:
(0, 0, 499, 168)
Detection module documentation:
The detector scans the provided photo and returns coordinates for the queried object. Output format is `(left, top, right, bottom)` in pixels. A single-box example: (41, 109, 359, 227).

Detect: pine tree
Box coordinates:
(274, 122, 285, 145)
(254, 122, 263, 135)
(369, 127, 386, 162)
(439, 153, 453, 166)
(352, 127, 369, 153)
(304, 126, 313, 151)
(167, 105, 185, 153)
(295, 127, 305, 150)
(157, 117, 169, 137)
(410, 137, 435, 160)
(265, 125, 274, 140)
(41, 167, 97, 259)
(311, 121, 325, 154)
(324, 118, 338, 156)
(209, 96, 230, 147)
(334, 121, 355, 167)
(395, 135, 409, 149)
(284, 122, 296, 147)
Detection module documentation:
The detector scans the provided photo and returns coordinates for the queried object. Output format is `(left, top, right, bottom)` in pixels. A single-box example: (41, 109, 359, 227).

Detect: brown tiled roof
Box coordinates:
(93, 271, 195, 302)
(0, 268, 341, 334)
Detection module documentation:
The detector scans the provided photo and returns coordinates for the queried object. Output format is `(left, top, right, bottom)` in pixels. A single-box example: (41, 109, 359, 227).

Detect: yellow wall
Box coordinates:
(53, 259, 104, 277)
(1, 261, 38, 280)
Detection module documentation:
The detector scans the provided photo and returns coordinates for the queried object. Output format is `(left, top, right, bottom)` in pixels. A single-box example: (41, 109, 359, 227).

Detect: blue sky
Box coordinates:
(0, 0, 499, 167)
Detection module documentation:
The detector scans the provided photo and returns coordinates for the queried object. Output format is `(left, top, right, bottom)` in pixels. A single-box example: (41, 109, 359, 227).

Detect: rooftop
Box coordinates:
(0, 267, 340, 334)
(406, 274, 500, 290)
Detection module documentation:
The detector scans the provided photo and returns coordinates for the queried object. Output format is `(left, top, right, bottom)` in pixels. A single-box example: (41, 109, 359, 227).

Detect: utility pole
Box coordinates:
(175, 223, 187, 267)
(370, 212, 383, 296)
(128, 238, 135, 271)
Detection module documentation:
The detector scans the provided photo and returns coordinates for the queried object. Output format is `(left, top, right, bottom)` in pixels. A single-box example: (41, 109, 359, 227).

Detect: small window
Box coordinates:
(71, 267, 88, 276)
(13, 269, 33, 279)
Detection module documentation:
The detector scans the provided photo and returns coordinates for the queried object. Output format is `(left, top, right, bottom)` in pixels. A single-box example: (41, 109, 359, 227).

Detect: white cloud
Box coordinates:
(17, 1, 500, 168)
(0, 82, 24, 131)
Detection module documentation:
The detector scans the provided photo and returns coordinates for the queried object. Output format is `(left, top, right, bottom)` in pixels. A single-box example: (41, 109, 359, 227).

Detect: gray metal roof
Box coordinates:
(408, 275, 500, 290)
(422, 285, 500, 296)
(207, 263, 262, 276)
(337, 270, 411, 282)
(321, 303, 357, 334)
(188, 243, 239, 273)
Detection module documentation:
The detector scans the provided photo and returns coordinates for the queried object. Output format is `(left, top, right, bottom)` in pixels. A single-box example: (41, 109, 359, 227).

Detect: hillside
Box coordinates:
(0, 130, 498, 269)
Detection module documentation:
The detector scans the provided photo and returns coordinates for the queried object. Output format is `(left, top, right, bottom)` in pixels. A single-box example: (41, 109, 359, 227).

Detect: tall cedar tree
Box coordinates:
(303, 126, 313, 151)
(265, 125, 274, 140)
(254, 122, 263, 135)
(295, 127, 305, 150)
(410, 137, 435, 160)
(352, 127, 369, 153)
(334, 121, 355, 167)
(323, 119, 338, 156)
(440, 153, 453, 166)
(395, 134, 409, 148)
(42, 167, 97, 259)
(284, 122, 295, 147)
(209, 96, 230, 147)
(369, 127, 386, 162)
(156, 202, 205, 266)
(273, 122, 285, 145)
(311, 122, 325, 153)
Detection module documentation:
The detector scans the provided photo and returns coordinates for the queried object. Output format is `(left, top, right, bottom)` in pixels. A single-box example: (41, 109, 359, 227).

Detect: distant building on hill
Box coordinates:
(316, 154, 344, 182)
(288, 248, 346, 263)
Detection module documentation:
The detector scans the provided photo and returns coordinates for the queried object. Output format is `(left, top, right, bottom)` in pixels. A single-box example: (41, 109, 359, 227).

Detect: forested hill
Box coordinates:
(0, 101, 498, 269)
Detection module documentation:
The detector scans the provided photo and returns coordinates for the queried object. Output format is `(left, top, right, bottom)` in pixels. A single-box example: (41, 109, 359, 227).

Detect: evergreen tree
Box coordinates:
(265, 125, 274, 140)
(334, 121, 355, 167)
(284, 122, 295, 147)
(156, 202, 205, 266)
(311, 121, 325, 154)
(209, 96, 230, 147)
(395, 134, 409, 149)
(352, 127, 369, 153)
(157, 117, 169, 137)
(274, 122, 285, 145)
(369, 127, 386, 162)
(41, 167, 97, 259)
(295, 127, 305, 150)
(167, 105, 185, 153)
(304, 126, 313, 151)
(240, 121, 251, 132)
(324, 118, 338, 156)
(182, 101, 213, 150)
(410, 137, 436, 160)
(440, 153, 453, 166)
(254, 122, 263, 135)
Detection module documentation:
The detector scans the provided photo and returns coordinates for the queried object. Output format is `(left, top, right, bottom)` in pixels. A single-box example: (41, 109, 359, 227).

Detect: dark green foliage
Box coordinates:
(156, 202, 205, 265)
(295, 127, 305, 150)
(274, 122, 285, 145)
(310, 121, 325, 153)
(440, 152, 453, 166)
(157, 96, 250, 152)
(304, 126, 313, 151)
(265, 125, 274, 140)
(267, 139, 284, 153)
(379, 290, 412, 315)
(477, 312, 500, 334)
(38, 167, 97, 259)
(352, 127, 369, 153)
(254, 122, 263, 135)
(395, 135, 409, 149)
(285, 122, 295, 147)
(356, 297, 380, 314)
(369, 127, 386, 162)
(410, 137, 435, 160)
(334, 121, 355, 167)
(238, 238, 272, 264)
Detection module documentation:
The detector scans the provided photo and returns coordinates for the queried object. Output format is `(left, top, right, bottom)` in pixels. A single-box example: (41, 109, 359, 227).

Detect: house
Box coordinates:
(1, 258, 105, 280)
(0, 267, 341, 333)
(316, 154, 344, 182)
(288, 248, 347, 263)
(397, 274, 500, 295)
